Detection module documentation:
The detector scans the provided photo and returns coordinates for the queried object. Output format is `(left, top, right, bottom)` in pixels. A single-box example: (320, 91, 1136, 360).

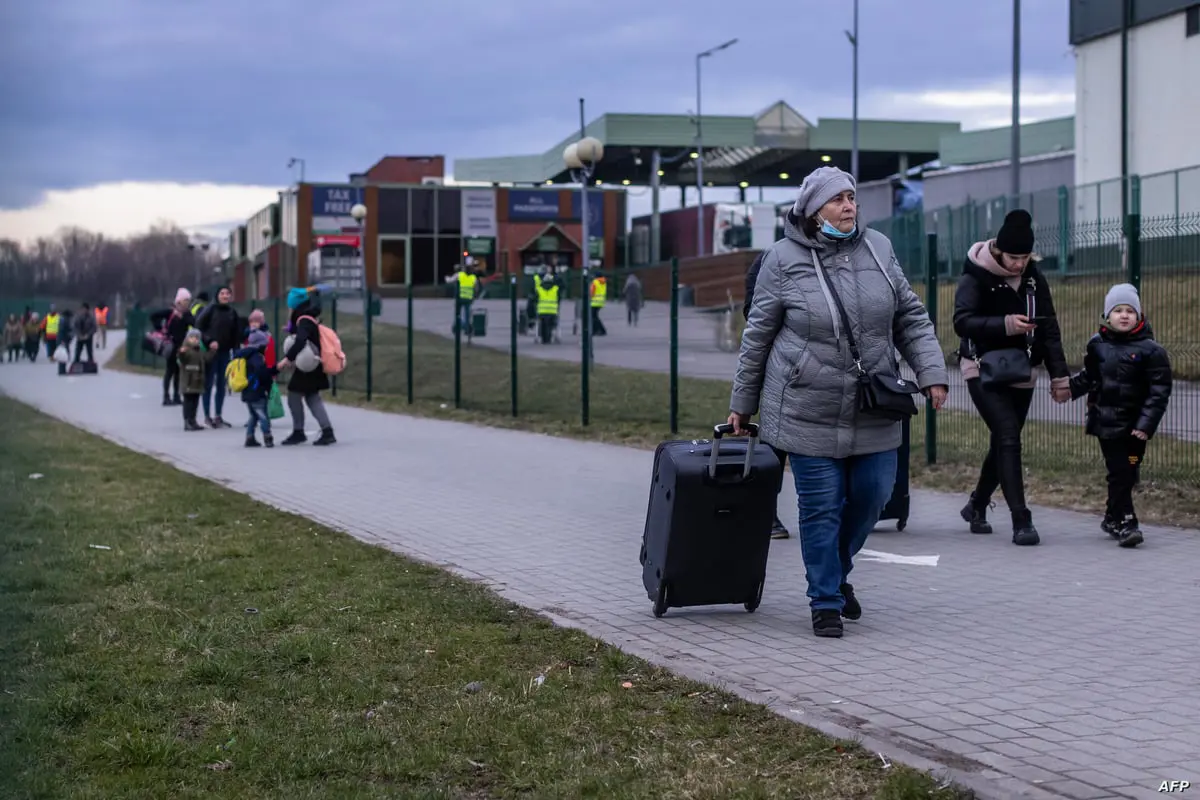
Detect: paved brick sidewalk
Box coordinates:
(2, 337, 1197, 800)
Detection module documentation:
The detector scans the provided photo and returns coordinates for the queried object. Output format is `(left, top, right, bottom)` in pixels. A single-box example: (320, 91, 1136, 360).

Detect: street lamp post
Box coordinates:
(845, 0, 860, 182)
(1011, 0, 1021, 203)
(287, 157, 306, 183)
(564, 131, 605, 427)
(260, 226, 271, 301)
(695, 38, 738, 258)
(350, 202, 372, 400)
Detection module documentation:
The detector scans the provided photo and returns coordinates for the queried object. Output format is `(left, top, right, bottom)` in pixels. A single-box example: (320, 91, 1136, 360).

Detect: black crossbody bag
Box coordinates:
(814, 253, 919, 421)
(973, 276, 1036, 388)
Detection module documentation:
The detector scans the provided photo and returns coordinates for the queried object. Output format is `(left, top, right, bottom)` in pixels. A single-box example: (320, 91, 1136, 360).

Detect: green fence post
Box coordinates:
(329, 296, 338, 397)
(1127, 176, 1142, 293)
(365, 290, 373, 402)
(453, 297, 462, 409)
(510, 274, 518, 417)
(924, 233, 939, 466)
(1057, 186, 1070, 273)
(580, 266, 590, 427)
(669, 258, 679, 434)
(406, 284, 414, 405)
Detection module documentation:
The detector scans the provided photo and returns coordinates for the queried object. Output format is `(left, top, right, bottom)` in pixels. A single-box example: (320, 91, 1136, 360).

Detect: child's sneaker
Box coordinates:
(1116, 517, 1144, 548)
(263, 434, 274, 448)
(244, 435, 261, 448)
(1101, 516, 1121, 539)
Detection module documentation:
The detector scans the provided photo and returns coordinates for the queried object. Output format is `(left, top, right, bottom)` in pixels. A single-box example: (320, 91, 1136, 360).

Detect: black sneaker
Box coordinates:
(205, 417, 216, 428)
(162, 397, 172, 407)
(281, 431, 307, 446)
(244, 436, 261, 448)
(184, 420, 203, 431)
(263, 434, 274, 448)
(1011, 510, 1040, 546)
(1101, 516, 1121, 539)
(213, 417, 232, 429)
(770, 516, 790, 540)
(840, 583, 862, 620)
(172, 397, 183, 406)
(1116, 518, 1144, 548)
(960, 494, 994, 534)
(812, 609, 844, 638)
(313, 428, 336, 446)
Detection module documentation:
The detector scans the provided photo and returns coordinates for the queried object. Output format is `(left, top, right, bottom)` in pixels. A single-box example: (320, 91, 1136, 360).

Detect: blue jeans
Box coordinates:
(203, 349, 231, 419)
(456, 299, 472, 333)
(789, 449, 899, 611)
(245, 398, 270, 437)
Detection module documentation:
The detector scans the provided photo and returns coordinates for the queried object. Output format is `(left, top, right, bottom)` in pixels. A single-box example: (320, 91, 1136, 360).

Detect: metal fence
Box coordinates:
(122, 178, 1200, 489)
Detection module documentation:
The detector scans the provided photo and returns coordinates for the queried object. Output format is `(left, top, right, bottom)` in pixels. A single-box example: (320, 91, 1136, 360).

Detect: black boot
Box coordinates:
(162, 396, 172, 407)
(184, 419, 203, 431)
(280, 430, 307, 446)
(960, 493, 993, 534)
(1011, 509, 1040, 546)
(811, 609, 843, 638)
(263, 434, 274, 449)
(313, 427, 336, 446)
(244, 435, 261, 448)
(840, 583, 862, 620)
(1116, 517, 1144, 548)
(1101, 515, 1121, 539)
(770, 515, 790, 540)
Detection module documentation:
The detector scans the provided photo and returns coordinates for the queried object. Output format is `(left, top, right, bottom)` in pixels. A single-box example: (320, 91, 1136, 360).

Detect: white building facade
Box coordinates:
(1073, 0, 1200, 219)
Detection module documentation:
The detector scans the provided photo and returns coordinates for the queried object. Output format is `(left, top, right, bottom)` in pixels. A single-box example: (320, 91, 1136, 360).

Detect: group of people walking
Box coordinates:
(3, 302, 109, 365)
(150, 285, 337, 447)
(730, 165, 1174, 638)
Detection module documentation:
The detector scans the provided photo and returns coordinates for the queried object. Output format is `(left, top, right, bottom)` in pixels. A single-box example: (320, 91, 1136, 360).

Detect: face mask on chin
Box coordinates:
(818, 216, 856, 240)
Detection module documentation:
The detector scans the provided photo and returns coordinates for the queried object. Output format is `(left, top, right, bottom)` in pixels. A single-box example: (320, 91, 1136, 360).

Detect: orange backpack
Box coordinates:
(297, 315, 346, 376)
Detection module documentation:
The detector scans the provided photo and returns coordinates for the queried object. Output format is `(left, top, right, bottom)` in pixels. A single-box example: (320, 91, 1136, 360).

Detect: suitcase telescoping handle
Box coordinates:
(709, 423, 759, 479)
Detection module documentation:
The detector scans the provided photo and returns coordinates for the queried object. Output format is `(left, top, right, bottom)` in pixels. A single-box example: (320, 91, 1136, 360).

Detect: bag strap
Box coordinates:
(811, 249, 866, 377)
(1022, 276, 1037, 350)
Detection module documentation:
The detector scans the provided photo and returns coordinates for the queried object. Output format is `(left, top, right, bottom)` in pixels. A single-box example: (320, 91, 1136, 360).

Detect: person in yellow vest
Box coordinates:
(451, 260, 480, 337)
(39, 304, 61, 361)
(589, 273, 608, 337)
(190, 292, 210, 319)
(534, 270, 560, 344)
(94, 301, 109, 349)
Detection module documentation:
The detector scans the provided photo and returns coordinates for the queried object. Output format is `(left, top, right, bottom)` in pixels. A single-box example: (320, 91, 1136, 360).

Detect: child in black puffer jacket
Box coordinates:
(231, 330, 279, 448)
(1068, 283, 1172, 547)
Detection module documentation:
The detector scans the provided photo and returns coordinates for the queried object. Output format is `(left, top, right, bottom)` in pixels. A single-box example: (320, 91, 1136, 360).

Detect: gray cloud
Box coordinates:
(0, 0, 1071, 209)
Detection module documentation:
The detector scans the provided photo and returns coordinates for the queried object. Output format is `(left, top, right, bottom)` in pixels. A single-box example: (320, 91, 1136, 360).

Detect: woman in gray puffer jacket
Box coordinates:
(728, 166, 948, 639)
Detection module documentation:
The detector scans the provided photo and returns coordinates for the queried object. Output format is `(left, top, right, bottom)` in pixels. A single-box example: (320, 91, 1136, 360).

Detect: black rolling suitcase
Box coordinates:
(878, 415, 911, 530)
(640, 423, 782, 618)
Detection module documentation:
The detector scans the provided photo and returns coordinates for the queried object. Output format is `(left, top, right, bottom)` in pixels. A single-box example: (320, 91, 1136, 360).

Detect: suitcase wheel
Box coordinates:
(896, 518, 907, 532)
(652, 582, 669, 618)
(744, 579, 765, 613)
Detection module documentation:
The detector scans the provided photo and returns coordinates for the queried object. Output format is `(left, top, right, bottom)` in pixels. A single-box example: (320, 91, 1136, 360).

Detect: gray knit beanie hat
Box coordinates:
(792, 166, 855, 219)
(1104, 283, 1142, 319)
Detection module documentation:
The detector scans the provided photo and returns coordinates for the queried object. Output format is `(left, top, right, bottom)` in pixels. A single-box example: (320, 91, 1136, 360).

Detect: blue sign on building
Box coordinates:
(569, 190, 605, 232)
(312, 185, 359, 216)
(508, 190, 561, 220)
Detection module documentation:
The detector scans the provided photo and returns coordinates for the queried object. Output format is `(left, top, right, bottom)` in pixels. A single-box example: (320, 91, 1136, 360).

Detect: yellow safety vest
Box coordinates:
(190, 302, 205, 317)
(457, 272, 478, 301)
(44, 313, 60, 337)
(535, 283, 559, 316)
(590, 278, 607, 308)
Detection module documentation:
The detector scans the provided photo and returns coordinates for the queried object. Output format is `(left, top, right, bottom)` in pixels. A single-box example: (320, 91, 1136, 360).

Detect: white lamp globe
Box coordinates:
(350, 203, 367, 221)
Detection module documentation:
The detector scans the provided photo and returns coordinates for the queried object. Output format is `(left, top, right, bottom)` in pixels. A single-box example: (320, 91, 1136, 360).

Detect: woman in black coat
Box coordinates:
(953, 210, 1070, 547)
(278, 300, 335, 446)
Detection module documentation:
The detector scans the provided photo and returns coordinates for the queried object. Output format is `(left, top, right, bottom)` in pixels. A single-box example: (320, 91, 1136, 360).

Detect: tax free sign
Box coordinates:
(312, 186, 362, 236)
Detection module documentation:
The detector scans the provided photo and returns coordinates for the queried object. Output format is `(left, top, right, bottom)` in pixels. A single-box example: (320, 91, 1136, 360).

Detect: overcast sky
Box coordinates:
(0, 0, 1075, 242)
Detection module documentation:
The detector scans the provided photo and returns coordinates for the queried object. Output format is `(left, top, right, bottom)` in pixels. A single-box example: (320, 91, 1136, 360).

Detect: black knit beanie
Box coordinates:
(995, 210, 1034, 255)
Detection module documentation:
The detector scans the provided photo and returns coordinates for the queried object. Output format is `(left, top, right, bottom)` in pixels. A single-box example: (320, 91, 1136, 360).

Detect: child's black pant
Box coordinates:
(182, 394, 200, 425)
(1099, 435, 1148, 521)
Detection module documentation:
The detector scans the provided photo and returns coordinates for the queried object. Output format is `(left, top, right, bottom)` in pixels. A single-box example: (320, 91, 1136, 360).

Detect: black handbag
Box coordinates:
(814, 252, 920, 421)
(974, 277, 1036, 388)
